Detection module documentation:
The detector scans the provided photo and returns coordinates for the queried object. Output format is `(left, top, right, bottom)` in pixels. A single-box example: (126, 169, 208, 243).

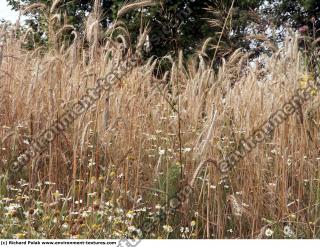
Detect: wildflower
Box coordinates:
(155, 204, 161, 210)
(88, 159, 96, 168)
(136, 207, 146, 212)
(91, 224, 100, 230)
(190, 221, 196, 227)
(62, 223, 69, 230)
(82, 211, 89, 218)
(75, 199, 83, 205)
(110, 171, 116, 178)
(163, 225, 173, 233)
(53, 190, 63, 200)
(284, 225, 294, 238)
(14, 233, 26, 239)
(265, 228, 274, 237)
(23, 139, 30, 145)
(128, 226, 137, 232)
(126, 210, 135, 219)
(115, 208, 124, 214)
(299, 73, 315, 90)
(158, 148, 165, 155)
(4, 203, 21, 212)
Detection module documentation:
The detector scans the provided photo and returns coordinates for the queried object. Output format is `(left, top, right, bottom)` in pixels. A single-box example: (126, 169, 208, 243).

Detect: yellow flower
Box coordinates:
(299, 73, 310, 88)
(91, 224, 100, 230)
(15, 233, 26, 239)
(126, 210, 135, 219)
(299, 73, 317, 95)
(53, 190, 62, 199)
(110, 171, 116, 178)
(190, 220, 196, 227)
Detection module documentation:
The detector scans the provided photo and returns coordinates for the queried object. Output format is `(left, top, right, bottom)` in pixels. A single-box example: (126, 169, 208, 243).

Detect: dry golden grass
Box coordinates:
(0, 3, 320, 239)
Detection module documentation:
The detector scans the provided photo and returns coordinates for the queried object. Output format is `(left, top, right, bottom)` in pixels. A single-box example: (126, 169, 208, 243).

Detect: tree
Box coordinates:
(265, 0, 320, 36)
(7, 0, 264, 57)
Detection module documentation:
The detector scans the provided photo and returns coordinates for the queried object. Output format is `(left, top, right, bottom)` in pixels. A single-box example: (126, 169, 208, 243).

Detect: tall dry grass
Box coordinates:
(0, 2, 320, 239)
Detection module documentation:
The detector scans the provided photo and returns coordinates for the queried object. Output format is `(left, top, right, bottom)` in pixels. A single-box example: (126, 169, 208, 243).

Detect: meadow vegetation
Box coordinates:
(0, 0, 320, 239)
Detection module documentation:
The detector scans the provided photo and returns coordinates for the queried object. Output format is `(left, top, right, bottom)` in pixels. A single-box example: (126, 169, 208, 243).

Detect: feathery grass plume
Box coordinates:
(178, 50, 183, 70)
(227, 195, 244, 217)
(22, 3, 47, 15)
(50, 0, 62, 13)
(117, 0, 158, 18)
(312, 37, 320, 46)
(22, 28, 35, 45)
(116, 34, 129, 49)
(0, 44, 3, 68)
(201, 37, 213, 55)
(227, 48, 244, 66)
(106, 25, 131, 40)
(85, 13, 99, 43)
(136, 24, 150, 55)
(210, 0, 235, 68)
(189, 159, 217, 188)
(56, 25, 75, 38)
(194, 104, 216, 161)
(50, 14, 61, 23)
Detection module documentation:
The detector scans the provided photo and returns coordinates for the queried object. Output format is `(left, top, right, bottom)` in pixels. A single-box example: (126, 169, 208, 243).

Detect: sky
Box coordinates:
(0, 0, 20, 23)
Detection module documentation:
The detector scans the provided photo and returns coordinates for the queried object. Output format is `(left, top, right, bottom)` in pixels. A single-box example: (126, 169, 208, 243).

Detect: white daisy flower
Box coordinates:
(158, 148, 165, 155)
(284, 225, 294, 238)
(265, 228, 274, 237)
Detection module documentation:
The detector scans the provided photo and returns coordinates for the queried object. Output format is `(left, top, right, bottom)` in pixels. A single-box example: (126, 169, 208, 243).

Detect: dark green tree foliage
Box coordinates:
(8, 0, 263, 57)
(266, 0, 320, 35)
